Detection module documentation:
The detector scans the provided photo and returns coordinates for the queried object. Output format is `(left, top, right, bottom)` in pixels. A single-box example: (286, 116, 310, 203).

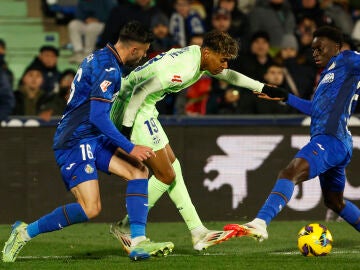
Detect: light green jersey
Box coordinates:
(110, 45, 264, 129)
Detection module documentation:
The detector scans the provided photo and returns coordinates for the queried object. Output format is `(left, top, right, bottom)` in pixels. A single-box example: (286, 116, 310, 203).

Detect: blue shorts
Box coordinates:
(54, 136, 117, 190)
(295, 135, 351, 192)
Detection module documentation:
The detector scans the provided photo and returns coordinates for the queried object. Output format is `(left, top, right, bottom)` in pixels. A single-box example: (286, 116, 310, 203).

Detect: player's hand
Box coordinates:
(261, 85, 289, 101)
(129, 145, 156, 161)
(254, 91, 285, 101)
(121, 125, 132, 140)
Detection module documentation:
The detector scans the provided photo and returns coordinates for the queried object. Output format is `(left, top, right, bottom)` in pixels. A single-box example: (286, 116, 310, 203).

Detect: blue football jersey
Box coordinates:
(310, 50, 360, 151)
(53, 44, 123, 150)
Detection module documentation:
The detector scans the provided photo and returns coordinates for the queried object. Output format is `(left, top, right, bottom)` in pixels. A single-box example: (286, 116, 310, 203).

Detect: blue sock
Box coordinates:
(26, 203, 88, 238)
(126, 179, 148, 238)
(256, 179, 294, 225)
(339, 200, 360, 232)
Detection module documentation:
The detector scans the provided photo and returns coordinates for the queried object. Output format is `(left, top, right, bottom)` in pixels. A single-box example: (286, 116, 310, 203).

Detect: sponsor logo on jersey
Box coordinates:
(316, 143, 325, 150)
(66, 163, 76, 170)
(84, 164, 94, 174)
(105, 67, 116, 72)
(319, 72, 334, 85)
(100, 80, 112, 92)
(171, 75, 182, 83)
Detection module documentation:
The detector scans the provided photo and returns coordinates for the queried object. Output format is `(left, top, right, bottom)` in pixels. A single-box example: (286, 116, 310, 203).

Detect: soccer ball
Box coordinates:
(297, 223, 333, 256)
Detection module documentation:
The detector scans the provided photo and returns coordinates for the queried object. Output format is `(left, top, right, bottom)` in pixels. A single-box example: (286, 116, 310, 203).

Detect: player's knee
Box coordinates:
(323, 197, 345, 213)
(130, 166, 149, 179)
(154, 168, 175, 185)
(82, 203, 102, 219)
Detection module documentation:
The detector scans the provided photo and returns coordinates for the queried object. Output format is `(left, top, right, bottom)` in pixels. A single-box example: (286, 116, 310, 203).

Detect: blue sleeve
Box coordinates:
(89, 99, 134, 153)
(286, 94, 312, 115)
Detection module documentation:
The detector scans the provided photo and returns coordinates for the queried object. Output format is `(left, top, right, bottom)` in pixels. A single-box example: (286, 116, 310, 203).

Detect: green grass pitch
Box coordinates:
(0, 221, 359, 270)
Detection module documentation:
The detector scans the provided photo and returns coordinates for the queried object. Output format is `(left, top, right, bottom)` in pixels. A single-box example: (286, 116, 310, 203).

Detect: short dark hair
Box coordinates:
(118, 21, 154, 44)
(202, 30, 239, 59)
(313, 26, 343, 47)
(39, 45, 59, 56)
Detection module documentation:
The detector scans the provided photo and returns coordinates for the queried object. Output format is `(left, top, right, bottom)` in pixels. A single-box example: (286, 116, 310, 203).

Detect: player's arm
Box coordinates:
(286, 94, 312, 115)
(90, 99, 135, 153)
(212, 69, 289, 100)
(90, 99, 155, 161)
(211, 69, 264, 92)
(122, 76, 163, 128)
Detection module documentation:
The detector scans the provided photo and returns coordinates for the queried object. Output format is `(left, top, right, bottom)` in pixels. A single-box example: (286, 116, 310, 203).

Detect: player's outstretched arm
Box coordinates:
(211, 69, 264, 92)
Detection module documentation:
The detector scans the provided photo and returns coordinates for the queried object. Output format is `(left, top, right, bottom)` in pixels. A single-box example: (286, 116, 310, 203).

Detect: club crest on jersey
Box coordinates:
(171, 75, 182, 83)
(100, 80, 112, 92)
(84, 164, 94, 174)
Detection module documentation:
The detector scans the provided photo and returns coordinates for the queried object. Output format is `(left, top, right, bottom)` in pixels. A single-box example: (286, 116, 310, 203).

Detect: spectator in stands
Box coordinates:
(216, 0, 251, 49)
(38, 69, 76, 121)
(320, 0, 354, 35)
(0, 39, 14, 88)
(248, 0, 296, 51)
(25, 45, 61, 94)
(99, 0, 161, 47)
(255, 63, 294, 114)
(211, 0, 256, 14)
(295, 15, 318, 68)
(210, 7, 232, 34)
(169, 0, 205, 47)
(342, 33, 357, 51)
(290, 0, 330, 27)
(68, 0, 116, 64)
(206, 80, 246, 114)
(41, 0, 77, 25)
(12, 66, 49, 116)
(274, 34, 317, 99)
(231, 31, 274, 81)
(0, 68, 14, 121)
(147, 12, 179, 59)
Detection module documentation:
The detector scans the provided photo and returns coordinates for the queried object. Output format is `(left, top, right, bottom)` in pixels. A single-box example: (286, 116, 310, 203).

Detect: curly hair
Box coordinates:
(201, 30, 239, 59)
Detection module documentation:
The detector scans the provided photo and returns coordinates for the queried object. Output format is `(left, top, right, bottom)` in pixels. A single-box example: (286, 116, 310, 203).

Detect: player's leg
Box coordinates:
(160, 145, 235, 250)
(320, 166, 360, 232)
(105, 142, 173, 260)
(2, 144, 99, 262)
(68, 19, 85, 63)
(225, 135, 342, 241)
(109, 146, 173, 253)
(225, 157, 305, 241)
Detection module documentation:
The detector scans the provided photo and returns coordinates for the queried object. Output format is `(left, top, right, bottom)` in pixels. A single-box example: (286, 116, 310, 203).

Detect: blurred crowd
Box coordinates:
(2, 0, 360, 121)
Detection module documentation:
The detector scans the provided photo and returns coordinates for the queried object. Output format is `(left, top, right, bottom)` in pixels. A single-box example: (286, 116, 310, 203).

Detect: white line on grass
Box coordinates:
(18, 253, 231, 260)
(19, 250, 359, 260)
(271, 250, 360, 255)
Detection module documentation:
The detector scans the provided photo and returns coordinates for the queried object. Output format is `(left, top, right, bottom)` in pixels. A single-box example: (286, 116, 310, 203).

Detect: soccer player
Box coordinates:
(2, 21, 174, 263)
(109, 29, 281, 251)
(224, 26, 360, 241)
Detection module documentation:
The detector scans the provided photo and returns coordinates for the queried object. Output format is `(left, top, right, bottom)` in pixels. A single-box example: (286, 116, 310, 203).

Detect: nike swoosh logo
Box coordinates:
(66, 163, 76, 170)
(105, 67, 116, 72)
